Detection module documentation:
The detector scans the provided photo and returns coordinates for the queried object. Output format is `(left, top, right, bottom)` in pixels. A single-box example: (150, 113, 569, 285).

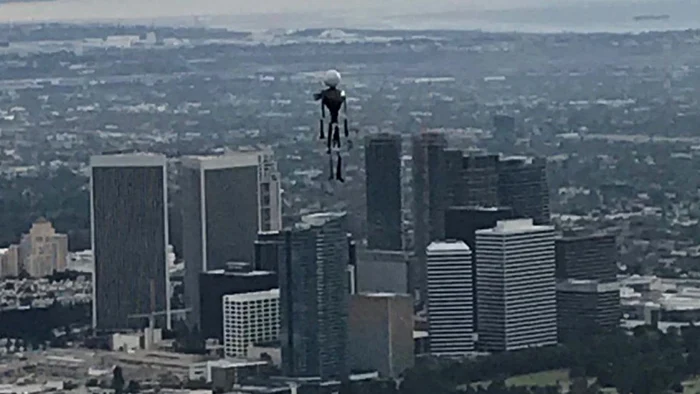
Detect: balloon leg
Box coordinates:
(336, 153, 344, 183)
(333, 125, 341, 148)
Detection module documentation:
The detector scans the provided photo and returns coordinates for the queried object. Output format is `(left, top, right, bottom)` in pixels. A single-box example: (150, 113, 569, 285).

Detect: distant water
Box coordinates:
(1, 0, 699, 33)
(394, 0, 700, 33)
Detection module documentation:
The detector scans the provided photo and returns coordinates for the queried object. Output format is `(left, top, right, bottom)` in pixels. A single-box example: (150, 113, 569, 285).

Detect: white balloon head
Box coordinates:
(323, 69, 342, 88)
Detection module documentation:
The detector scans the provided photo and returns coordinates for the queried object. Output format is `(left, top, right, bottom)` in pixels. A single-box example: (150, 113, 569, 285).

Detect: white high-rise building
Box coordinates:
(426, 240, 475, 356)
(476, 219, 557, 352)
(223, 289, 280, 358)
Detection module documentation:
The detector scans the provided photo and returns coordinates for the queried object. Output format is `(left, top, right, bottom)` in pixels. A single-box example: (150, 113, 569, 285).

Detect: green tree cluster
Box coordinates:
(398, 325, 700, 394)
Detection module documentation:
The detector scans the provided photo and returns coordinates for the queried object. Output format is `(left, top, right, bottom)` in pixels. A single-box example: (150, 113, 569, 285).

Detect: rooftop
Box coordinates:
(181, 151, 260, 170)
(476, 219, 554, 235)
(90, 152, 166, 168)
(223, 289, 280, 302)
(426, 240, 470, 253)
(356, 292, 411, 299)
(296, 211, 346, 229)
(204, 269, 275, 277)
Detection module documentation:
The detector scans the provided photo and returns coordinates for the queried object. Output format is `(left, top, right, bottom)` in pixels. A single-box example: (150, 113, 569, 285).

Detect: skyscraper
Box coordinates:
(355, 249, 410, 295)
(555, 233, 620, 340)
(365, 133, 402, 251)
(280, 212, 349, 380)
(348, 293, 414, 378)
(426, 241, 475, 356)
(497, 157, 550, 225)
(181, 151, 281, 329)
(411, 132, 447, 304)
(556, 280, 620, 341)
(254, 231, 283, 272)
(90, 153, 169, 332)
(443, 206, 514, 327)
(459, 155, 500, 207)
(476, 219, 557, 352)
(555, 233, 618, 282)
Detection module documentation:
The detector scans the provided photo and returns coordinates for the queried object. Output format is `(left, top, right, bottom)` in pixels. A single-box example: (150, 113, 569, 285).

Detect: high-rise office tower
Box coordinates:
(411, 132, 448, 304)
(223, 289, 280, 358)
(443, 149, 463, 207)
(555, 233, 620, 340)
(426, 241, 475, 356)
(280, 212, 349, 380)
(444, 207, 515, 253)
(444, 152, 500, 208)
(444, 206, 514, 327)
(476, 219, 557, 352)
(497, 157, 550, 225)
(555, 233, 617, 282)
(255, 231, 283, 272)
(91, 153, 169, 332)
(348, 293, 414, 378)
(460, 155, 500, 207)
(355, 249, 410, 295)
(365, 133, 402, 251)
(556, 280, 620, 341)
(181, 151, 281, 329)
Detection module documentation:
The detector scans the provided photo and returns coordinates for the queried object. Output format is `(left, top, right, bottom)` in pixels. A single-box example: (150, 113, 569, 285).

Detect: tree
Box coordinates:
(112, 366, 125, 394)
(570, 377, 588, 394)
(126, 380, 140, 393)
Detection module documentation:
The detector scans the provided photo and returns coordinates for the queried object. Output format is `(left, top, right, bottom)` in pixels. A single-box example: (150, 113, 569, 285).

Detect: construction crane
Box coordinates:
(127, 279, 191, 350)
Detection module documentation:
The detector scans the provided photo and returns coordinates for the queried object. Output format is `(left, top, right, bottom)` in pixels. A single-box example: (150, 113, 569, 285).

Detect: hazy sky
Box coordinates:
(0, 0, 626, 23)
(1, 0, 697, 31)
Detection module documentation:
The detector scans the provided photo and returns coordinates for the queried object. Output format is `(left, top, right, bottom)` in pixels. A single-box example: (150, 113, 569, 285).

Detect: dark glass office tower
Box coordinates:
(365, 133, 402, 251)
(444, 206, 515, 252)
(497, 157, 550, 225)
(280, 212, 349, 380)
(90, 153, 169, 332)
(460, 155, 500, 207)
(555, 233, 618, 282)
(411, 132, 447, 305)
(444, 153, 499, 208)
(255, 231, 283, 272)
(181, 153, 262, 329)
(557, 280, 620, 341)
(555, 233, 620, 341)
